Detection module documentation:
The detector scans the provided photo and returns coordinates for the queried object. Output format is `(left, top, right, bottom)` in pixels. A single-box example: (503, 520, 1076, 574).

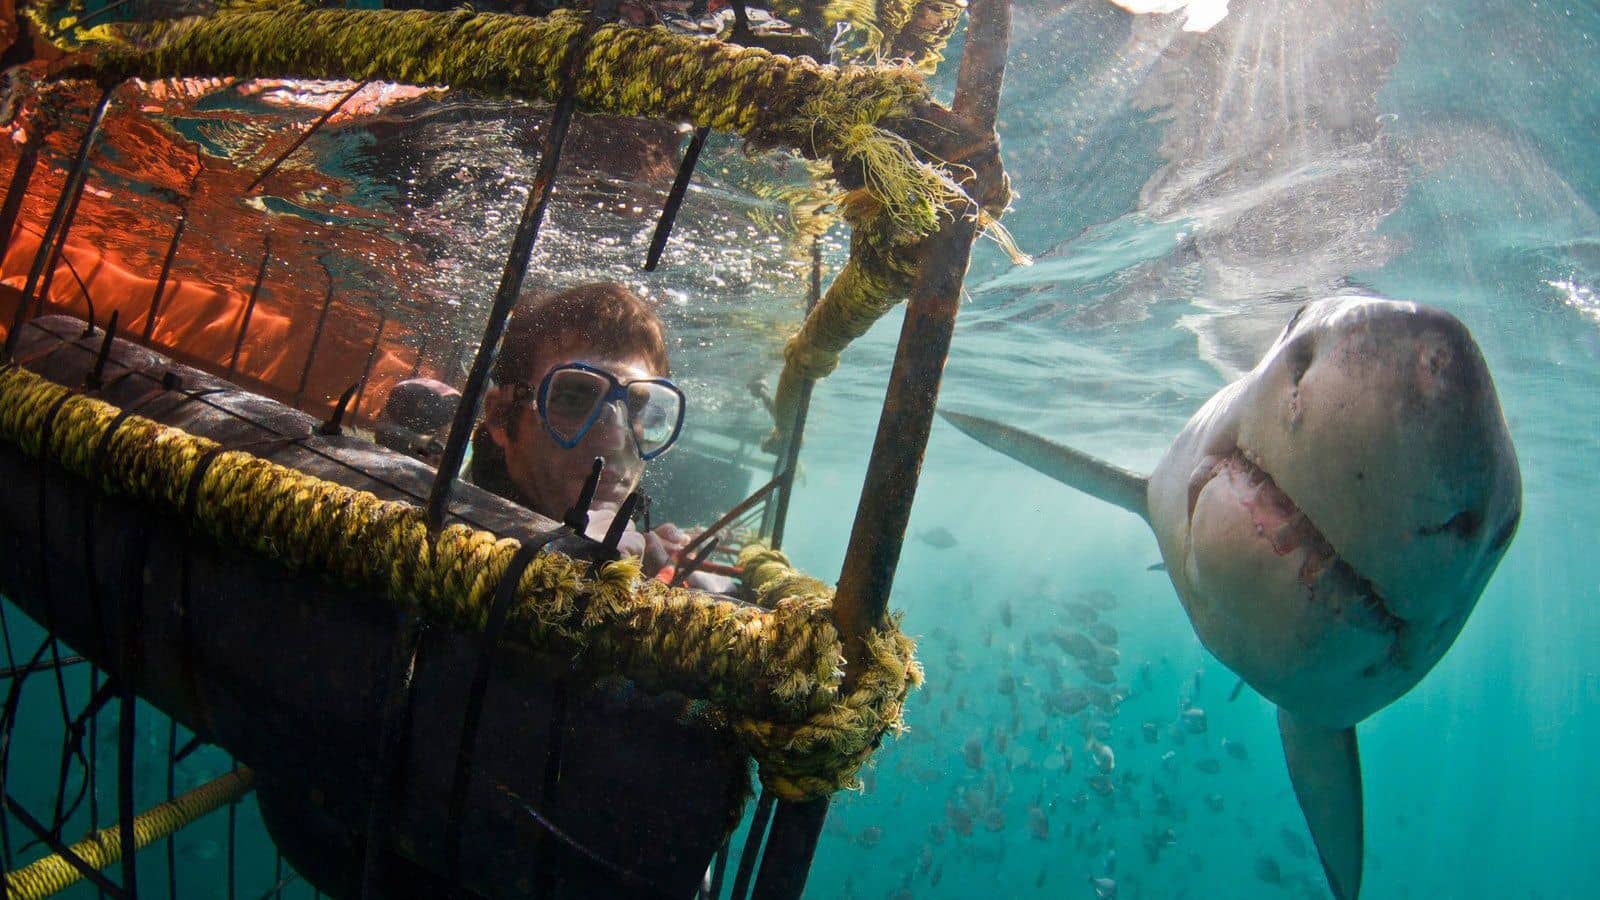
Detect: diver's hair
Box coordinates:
(491, 281, 670, 390)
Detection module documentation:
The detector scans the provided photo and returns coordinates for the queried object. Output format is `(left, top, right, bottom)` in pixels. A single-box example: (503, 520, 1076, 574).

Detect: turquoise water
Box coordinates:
(3, 1, 1597, 898)
(779, 3, 1599, 897)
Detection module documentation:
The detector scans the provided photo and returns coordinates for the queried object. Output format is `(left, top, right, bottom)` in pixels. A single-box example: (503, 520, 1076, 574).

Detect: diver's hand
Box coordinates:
(642, 523, 691, 575)
(684, 570, 737, 595)
(616, 523, 692, 576)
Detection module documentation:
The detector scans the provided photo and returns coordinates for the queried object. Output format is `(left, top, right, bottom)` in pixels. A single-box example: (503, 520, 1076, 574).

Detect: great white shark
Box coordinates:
(942, 296, 1521, 900)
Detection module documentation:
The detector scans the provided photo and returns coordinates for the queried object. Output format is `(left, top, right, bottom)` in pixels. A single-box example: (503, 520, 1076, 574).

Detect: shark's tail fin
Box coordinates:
(939, 410, 1150, 521)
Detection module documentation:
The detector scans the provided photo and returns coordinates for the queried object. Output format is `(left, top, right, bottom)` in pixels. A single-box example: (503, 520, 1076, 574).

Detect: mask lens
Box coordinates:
(627, 381, 682, 456)
(541, 369, 609, 442)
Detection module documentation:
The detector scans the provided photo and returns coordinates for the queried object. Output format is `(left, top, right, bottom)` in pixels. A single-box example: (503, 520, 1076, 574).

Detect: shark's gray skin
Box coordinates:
(943, 297, 1521, 900)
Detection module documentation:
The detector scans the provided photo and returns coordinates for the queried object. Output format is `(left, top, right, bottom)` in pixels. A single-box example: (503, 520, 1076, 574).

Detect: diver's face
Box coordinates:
(489, 353, 656, 524)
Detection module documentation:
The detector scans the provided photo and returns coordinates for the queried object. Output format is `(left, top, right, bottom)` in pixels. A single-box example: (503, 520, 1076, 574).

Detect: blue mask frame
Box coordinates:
(530, 361, 686, 460)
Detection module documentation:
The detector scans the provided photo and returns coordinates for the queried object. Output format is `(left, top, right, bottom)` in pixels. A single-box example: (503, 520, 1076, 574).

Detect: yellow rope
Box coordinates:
(54, 2, 960, 234)
(730, 544, 922, 798)
(0, 365, 918, 801)
(769, 0, 966, 72)
(2, 769, 255, 900)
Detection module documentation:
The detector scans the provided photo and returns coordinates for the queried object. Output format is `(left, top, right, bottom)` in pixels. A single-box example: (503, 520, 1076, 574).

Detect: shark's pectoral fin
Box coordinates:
(939, 410, 1151, 521)
(1278, 708, 1364, 900)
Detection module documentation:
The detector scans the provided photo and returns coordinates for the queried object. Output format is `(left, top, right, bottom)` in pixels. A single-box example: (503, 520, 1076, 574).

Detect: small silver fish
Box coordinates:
(1087, 622, 1120, 646)
(1082, 590, 1118, 611)
(1055, 630, 1098, 661)
(1065, 602, 1100, 625)
(1088, 738, 1116, 774)
(983, 808, 1005, 832)
(915, 526, 959, 549)
(962, 735, 983, 770)
(1082, 664, 1118, 685)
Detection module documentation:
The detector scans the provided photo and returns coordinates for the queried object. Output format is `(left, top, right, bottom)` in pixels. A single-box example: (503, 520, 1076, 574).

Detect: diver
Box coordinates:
(468, 281, 734, 592)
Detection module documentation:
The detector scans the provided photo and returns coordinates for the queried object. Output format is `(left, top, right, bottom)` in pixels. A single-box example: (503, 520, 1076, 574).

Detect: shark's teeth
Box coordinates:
(1222, 448, 1404, 635)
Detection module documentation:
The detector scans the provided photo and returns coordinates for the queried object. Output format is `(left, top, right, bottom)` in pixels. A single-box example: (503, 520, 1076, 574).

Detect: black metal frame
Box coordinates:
(4, 85, 114, 360)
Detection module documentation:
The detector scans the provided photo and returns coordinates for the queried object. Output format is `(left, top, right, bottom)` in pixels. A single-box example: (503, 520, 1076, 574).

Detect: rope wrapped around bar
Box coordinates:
(731, 543, 922, 798)
(764, 188, 920, 451)
(0, 365, 920, 801)
(1, 769, 255, 900)
(771, 0, 967, 72)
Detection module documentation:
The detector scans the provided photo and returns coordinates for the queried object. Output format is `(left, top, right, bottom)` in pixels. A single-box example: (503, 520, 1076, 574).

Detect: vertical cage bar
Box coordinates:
(765, 240, 823, 549)
(140, 179, 198, 346)
(226, 235, 273, 380)
(292, 278, 337, 410)
(351, 312, 387, 418)
(644, 125, 709, 271)
(0, 121, 47, 262)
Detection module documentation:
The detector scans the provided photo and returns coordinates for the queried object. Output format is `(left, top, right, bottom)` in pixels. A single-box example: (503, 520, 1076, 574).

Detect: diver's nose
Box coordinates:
(584, 400, 638, 459)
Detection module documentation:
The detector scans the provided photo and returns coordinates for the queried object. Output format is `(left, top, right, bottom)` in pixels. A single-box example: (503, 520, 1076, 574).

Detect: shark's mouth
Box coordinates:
(1190, 449, 1405, 637)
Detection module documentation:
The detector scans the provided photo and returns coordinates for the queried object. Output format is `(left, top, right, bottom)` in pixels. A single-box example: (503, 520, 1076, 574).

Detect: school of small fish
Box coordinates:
(818, 580, 1372, 899)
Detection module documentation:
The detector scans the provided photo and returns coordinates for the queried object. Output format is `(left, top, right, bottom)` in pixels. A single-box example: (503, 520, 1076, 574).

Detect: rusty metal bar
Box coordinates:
(32, 104, 114, 319)
(831, 0, 1009, 654)
(679, 474, 784, 566)
(727, 792, 774, 900)
(140, 177, 199, 346)
(0, 655, 86, 680)
(748, 797, 828, 900)
(351, 311, 387, 416)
